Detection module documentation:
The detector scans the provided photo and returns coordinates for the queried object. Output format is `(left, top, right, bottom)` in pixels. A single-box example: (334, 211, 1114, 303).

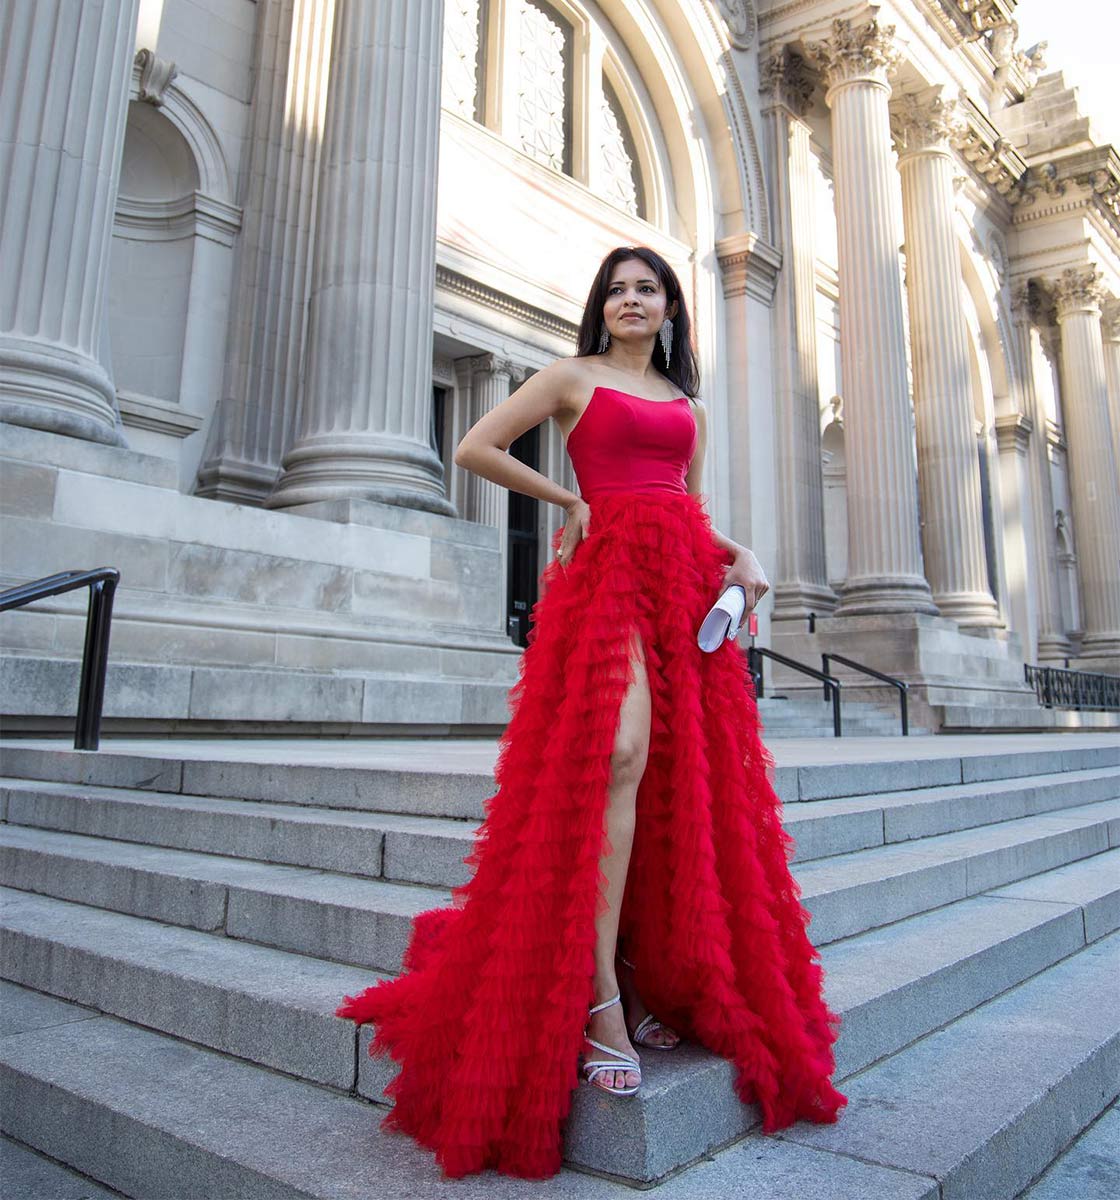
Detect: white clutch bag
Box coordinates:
(697, 584, 747, 653)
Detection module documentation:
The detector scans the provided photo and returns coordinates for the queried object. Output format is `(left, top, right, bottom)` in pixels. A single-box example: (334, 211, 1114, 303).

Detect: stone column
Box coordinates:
(1009, 283, 1070, 661)
(0, 0, 140, 445)
(453, 354, 521, 527)
(893, 93, 1000, 626)
(196, 0, 337, 503)
(805, 17, 936, 615)
(453, 354, 522, 630)
(761, 48, 837, 622)
(268, 0, 454, 516)
(1102, 299, 1120, 485)
(1052, 265, 1120, 669)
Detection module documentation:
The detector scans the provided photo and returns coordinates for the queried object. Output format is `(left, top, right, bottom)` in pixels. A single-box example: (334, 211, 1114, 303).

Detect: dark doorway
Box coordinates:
(506, 422, 541, 646)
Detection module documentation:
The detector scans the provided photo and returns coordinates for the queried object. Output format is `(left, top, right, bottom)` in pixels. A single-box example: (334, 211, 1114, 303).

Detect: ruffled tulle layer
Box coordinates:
(337, 489, 847, 1179)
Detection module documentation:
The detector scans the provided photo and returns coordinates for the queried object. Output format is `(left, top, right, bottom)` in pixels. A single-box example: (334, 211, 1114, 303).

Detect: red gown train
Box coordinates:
(337, 385, 848, 1178)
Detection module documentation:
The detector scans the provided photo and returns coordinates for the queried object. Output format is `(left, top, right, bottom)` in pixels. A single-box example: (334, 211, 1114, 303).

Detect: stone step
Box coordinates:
(0, 1134, 125, 1200)
(776, 932, 1120, 1200)
(939, 703, 1120, 732)
(0, 984, 930, 1200)
(1014, 1098, 1119, 1199)
(3, 763, 1118, 888)
(0, 824, 446, 972)
(2, 931, 1116, 1197)
(2, 798, 1117, 972)
(3, 847, 1116, 1184)
(3, 737, 1117, 817)
(795, 797, 1120, 943)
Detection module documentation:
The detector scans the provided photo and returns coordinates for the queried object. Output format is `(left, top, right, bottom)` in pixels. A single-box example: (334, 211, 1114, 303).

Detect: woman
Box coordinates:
(338, 245, 847, 1179)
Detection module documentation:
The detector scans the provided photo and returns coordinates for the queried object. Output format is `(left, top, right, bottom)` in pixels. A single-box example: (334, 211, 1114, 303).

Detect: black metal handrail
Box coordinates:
(822, 652, 910, 736)
(1025, 663, 1120, 711)
(748, 645, 843, 737)
(0, 568, 120, 750)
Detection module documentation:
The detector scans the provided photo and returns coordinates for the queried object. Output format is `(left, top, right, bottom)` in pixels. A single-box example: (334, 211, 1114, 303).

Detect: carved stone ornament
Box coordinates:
(1053, 264, 1105, 319)
(761, 48, 816, 116)
(892, 92, 961, 155)
(804, 17, 900, 93)
(135, 48, 178, 106)
(715, 0, 757, 50)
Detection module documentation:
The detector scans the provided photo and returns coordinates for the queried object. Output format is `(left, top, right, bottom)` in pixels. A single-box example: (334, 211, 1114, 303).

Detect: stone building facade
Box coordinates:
(1, 0, 1118, 734)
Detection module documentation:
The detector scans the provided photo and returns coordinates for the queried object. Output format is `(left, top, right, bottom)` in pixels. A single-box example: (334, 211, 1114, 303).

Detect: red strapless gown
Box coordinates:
(337, 386, 847, 1178)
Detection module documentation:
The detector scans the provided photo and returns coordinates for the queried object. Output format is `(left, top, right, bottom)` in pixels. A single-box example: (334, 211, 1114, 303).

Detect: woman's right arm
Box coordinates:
(453, 360, 582, 512)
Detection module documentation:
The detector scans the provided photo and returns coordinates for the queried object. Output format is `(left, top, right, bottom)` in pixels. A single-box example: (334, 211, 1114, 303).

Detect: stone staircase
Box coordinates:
(1, 733, 1118, 1198)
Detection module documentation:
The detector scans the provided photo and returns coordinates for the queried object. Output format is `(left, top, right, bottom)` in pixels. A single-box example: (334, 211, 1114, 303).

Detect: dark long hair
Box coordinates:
(575, 246, 701, 397)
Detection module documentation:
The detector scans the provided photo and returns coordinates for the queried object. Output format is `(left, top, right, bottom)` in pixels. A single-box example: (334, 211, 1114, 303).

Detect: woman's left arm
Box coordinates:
(685, 398, 771, 610)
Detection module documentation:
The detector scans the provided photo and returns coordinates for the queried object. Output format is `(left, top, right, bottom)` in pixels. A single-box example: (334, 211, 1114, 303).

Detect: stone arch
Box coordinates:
(821, 410, 848, 589)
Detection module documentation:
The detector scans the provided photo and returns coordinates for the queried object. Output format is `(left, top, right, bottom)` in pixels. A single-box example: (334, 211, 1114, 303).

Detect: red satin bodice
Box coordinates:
(565, 386, 697, 499)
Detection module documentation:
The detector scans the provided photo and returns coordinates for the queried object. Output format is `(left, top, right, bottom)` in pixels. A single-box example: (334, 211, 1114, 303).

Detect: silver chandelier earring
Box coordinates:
(659, 317, 674, 367)
(598, 327, 610, 353)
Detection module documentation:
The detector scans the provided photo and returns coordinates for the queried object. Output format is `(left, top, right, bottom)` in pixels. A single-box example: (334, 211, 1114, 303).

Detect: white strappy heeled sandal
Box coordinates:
(580, 992, 641, 1097)
(617, 953, 681, 1051)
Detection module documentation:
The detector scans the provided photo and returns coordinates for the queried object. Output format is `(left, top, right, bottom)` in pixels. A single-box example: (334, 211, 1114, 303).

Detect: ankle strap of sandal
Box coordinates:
(589, 991, 622, 1015)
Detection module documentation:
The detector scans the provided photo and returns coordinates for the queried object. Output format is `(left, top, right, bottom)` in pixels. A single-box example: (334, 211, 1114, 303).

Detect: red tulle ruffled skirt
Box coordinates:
(337, 490, 847, 1178)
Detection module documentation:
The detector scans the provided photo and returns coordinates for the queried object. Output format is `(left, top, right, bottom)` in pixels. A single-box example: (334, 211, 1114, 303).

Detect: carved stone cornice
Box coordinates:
(761, 47, 816, 117)
(949, 94, 1027, 204)
(892, 92, 961, 156)
(803, 17, 899, 95)
(1050, 264, 1106, 320)
(939, 0, 1018, 39)
(1013, 147, 1120, 236)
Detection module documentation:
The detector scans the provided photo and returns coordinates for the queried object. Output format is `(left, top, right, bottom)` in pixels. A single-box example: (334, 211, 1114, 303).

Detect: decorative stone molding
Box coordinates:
(1052, 265, 1106, 319)
(994, 411, 1033, 454)
(716, 231, 782, 304)
(761, 47, 815, 116)
(804, 17, 900, 94)
(892, 92, 961, 156)
(435, 265, 578, 341)
(713, 0, 757, 50)
(943, 95, 1026, 204)
(134, 48, 178, 107)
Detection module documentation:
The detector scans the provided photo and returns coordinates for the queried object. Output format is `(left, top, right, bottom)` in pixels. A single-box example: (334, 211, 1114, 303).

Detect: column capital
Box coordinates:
(761, 47, 816, 117)
(467, 353, 525, 382)
(716, 232, 782, 304)
(994, 411, 1033, 455)
(1100, 296, 1120, 342)
(804, 16, 900, 99)
(1051, 264, 1106, 320)
(891, 92, 961, 158)
(1009, 280, 1038, 327)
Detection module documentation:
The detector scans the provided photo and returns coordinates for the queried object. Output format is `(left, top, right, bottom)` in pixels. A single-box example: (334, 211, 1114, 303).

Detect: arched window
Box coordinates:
(440, 1, 656, 221)
(443, 0, 487, 122)
(600, 75, 643, 219)
(513, 0, 572, 174)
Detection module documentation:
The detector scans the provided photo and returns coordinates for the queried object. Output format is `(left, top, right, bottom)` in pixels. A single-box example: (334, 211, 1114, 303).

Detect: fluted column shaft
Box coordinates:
(196, 0, 337, 502)
(1102, 301, 1120, 486)
(762, 49, 836, 622)
(807, 18, 935, 615)
(454, 355, 518, 527)
(895, 95, 1000, 626)
(268, 0, 453, 515)
(0, 0, 139, 445)
(1053, 266, 1120, 667)
(1010, 285, 1070, 660)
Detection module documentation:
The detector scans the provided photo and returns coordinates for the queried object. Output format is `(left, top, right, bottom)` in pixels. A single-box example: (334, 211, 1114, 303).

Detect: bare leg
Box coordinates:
(585, 629, 649, 1091)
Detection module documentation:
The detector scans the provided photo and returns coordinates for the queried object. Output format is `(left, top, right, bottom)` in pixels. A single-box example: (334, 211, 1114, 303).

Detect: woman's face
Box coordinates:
(602, 258, 675, 344)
